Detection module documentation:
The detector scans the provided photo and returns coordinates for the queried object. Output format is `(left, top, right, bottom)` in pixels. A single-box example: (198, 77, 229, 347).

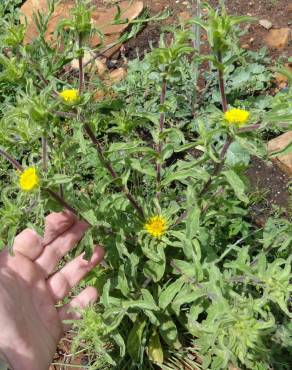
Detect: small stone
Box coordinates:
(275, 63, 292, 89)
(104, 67, 127, 85)
(94, 90, 105, 102)
(178, 11, 191, 22)
(265, 28, 291, 49)
(268, 131, 292, 176)
(259, 19, 273, 30)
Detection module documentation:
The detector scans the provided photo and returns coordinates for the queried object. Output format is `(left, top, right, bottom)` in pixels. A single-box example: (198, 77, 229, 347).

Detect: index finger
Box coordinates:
(43, 211, 78, 246)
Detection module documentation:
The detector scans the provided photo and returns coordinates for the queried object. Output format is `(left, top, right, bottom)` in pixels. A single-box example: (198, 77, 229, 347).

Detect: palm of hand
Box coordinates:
(0, 212, 103, 370)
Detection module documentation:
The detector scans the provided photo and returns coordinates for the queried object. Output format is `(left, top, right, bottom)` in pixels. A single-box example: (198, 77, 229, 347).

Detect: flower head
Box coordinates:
(19, 167, 39, 192)
(59, 89, 79, 103)
(144, 215, 167, 238)
(224, 108, 250, 126)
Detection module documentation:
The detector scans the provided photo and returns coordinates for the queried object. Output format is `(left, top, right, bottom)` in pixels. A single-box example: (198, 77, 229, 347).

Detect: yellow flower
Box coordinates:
(59, 89, 79, 103)
(19, 167, 39, 192)
(145, 215, 167, 238)
(224, 108, 250, 126)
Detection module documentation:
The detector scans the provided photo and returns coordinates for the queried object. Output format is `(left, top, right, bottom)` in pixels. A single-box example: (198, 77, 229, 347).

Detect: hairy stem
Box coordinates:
(0, 148, 23, 171)
(217, 51, 228, 113)
(83, 123, 145, 219)
(199, 135, 232, 197)
(78, 33, 84, 94)
(156, 78, 167, 198)
(44, 188, 82, 219)
(42, 136, 48, 172)
(191, 0, 201, 51)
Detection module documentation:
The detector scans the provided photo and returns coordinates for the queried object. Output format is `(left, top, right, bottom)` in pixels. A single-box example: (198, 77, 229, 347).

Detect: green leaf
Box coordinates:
(159, 277, 185, 310)
(122, 300, 159, 311)
(127, 318, 146, 363)
(80, 209, 97, 225)
(222, 170, 249, 203)
(130, 158, 156, 177)
(144, 258, 166, 282)
(148, 331, 164, 364)
(49, 174, 73, 185)
(159, 315, 181, 349)
(226, 141, 250, 167)
(186, 206, 201, 240)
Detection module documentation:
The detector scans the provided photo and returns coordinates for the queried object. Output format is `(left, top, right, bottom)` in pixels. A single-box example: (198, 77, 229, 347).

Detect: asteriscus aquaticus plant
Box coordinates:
(144, 215, 167, 238)
(224, 108, 250, 126)
(19, 167, 39, 191)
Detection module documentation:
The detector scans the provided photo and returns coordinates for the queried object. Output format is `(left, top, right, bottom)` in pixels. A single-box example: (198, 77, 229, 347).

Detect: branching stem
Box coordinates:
(83, 123, 145, 219)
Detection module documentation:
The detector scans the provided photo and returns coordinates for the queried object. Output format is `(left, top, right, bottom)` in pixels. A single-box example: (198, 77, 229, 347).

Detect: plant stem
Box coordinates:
(45, 188, 82, 219)
(0, 148, 23, 171)
(78, 33, 84, 94)
(238, 123, 261, 133)
(217, 51, 228, 113)
(199, 135, 232, 197)
(191, 0, 201, 51)
(53, 111, 76, 119)
(83, 123, 145, 219)
(156, 78, 167, 198)
(42, 135, 48, 172)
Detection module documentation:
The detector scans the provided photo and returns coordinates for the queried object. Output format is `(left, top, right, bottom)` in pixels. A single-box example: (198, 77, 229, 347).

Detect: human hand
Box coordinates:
(0, 211, 104, 370)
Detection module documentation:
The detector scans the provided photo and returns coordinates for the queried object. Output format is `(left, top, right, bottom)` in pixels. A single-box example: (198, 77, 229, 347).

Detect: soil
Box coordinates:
(121, 0, 292, 60)
(42, 0, 290, 368)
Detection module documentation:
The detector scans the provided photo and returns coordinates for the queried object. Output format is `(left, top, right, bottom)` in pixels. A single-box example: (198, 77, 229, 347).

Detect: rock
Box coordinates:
(21, 0, 144, 48)
(268, 131, 292, 176)
(178, 11, 191, 22)
(259, 19, 273, 30)
(104, 67, 127, 85)
(94, 89, 105, 101)
(265, 28, 291, 49)
(71, 52, 107, 75)
(275, 63, 292, 89)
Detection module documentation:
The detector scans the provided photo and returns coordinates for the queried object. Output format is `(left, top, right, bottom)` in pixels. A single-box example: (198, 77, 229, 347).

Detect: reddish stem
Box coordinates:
(217, 52, 228, 113)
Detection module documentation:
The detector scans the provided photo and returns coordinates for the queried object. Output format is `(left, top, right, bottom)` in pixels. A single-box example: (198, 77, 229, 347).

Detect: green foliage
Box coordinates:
(0, 2, 291, 369)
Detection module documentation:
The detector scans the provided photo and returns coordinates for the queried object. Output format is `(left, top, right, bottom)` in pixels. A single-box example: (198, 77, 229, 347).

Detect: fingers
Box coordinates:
(43, 210, 78, 246)
(58, 286, 98, 332)
(47, 246, 104, 302)
(13, 229, 43, 260)
(35, 220, 89, 276)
